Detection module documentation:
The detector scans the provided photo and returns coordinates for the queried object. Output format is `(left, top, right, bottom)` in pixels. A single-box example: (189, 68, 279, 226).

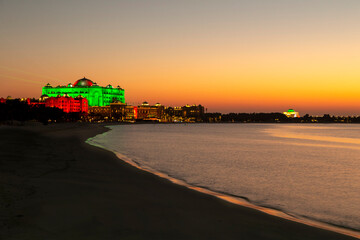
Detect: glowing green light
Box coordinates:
(42, 84, 125, 107)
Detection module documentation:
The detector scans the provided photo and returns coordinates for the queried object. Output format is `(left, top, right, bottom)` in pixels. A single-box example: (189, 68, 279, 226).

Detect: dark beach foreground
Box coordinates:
(0, 123, 358, 240)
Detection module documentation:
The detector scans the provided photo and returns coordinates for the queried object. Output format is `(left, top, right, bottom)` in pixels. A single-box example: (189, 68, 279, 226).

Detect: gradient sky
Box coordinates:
(1, 0, 360, 115)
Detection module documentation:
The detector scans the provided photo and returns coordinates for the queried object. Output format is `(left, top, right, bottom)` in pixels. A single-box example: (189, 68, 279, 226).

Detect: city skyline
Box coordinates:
(1, 1, 360, 115)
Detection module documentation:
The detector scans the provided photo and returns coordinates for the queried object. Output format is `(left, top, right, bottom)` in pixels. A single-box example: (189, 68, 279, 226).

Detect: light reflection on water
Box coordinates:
(265, 125, 360, 145)
(89, 124, 360, 232)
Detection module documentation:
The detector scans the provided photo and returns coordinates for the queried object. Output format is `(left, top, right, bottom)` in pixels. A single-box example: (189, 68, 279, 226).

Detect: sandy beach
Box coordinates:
(0, 123, 358, 240)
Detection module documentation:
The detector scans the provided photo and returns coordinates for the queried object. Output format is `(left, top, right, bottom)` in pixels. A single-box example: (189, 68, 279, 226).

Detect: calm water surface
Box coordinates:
(89, 124, 360, 230)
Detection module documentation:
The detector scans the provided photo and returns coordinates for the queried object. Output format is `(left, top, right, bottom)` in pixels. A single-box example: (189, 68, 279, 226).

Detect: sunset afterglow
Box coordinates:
(1, 0, 360, 115)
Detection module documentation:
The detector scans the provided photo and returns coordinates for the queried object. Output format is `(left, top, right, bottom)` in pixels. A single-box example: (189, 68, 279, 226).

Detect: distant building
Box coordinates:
(283, 109, 300, 118)
(110, 102, 138, 121)
(181, 104, 205, 122)
(42, 77, 125, 107)
(88, 106, 110, 116)
(165, 104, 205, 122)
(45, 96, 88, 113)
(137, 102, 164, 121)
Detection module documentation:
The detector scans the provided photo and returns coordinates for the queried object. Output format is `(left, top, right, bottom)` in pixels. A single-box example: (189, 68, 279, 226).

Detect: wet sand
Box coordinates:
(0, 123, 358, 240)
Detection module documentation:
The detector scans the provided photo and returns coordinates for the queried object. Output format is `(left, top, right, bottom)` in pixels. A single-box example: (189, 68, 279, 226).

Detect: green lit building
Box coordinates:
(42, 77, 125, 107)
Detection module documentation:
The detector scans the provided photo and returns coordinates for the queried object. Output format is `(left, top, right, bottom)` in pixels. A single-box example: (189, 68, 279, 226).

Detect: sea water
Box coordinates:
(88, 124, 360, 231)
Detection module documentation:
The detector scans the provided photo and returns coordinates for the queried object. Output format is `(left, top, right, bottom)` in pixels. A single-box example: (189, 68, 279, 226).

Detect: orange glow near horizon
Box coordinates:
(1, 1, 360, 115)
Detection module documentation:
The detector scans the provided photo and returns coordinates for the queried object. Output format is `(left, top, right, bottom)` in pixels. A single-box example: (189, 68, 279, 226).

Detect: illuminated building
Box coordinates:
(165, 104, 205, 122)
(26, 98, 45, 107)
(283, 109, 300, 118)
(89, 106, 110, 115)
(137, 102, 164, 121)
(42, 77, 125, 107)
(110, 102, 138, 121)
(45, 96, 88, 113)
(181, 104, 205, 122)
(87, 103, 138, 122)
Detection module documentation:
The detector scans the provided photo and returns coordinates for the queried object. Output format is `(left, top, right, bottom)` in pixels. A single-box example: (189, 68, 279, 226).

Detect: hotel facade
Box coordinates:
(42, 77, 125, 107)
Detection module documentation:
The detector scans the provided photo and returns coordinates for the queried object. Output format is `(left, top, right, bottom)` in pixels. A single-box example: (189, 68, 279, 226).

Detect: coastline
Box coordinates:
(0, 122, 358, 240)
(88, 133, 360, 239)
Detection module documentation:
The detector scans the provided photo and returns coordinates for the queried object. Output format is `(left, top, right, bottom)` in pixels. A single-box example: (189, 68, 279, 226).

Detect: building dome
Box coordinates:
(74, 77, 93, 87)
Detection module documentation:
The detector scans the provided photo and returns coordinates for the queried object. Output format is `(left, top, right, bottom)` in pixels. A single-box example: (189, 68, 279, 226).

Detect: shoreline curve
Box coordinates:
(86, 128, 360, 240)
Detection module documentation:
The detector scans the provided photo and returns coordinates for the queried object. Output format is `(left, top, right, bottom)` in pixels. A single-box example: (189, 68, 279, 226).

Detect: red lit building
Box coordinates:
(45, 96, 88, 113)
(0, 98, 6, 104)
(25, 98, 46, 107)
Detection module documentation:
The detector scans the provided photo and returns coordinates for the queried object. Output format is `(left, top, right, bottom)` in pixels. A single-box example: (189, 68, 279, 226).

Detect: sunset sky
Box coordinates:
(1, 0, 360, 115)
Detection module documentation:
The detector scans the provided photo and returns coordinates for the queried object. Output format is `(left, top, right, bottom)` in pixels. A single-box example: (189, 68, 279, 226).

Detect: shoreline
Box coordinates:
(1, 122, 359, 239)
(87, 132, 360, 239)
